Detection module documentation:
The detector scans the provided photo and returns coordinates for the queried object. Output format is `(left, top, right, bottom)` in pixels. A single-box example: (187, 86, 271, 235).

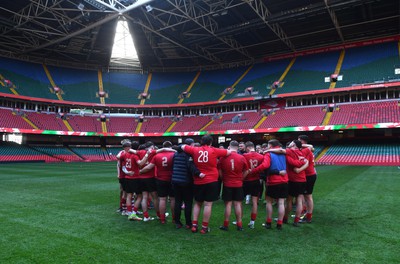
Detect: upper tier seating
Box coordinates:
(257, 106, 326, 128)
(329, 100, 400, 125)
(145, 72, 196, 104)
(1, 41, 399, 104)
(336, 42, 399, 88)
(274, 51, 339, 94)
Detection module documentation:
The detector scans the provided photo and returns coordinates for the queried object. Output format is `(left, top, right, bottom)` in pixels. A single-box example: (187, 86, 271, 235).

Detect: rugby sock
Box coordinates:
(294, 216, 300, 223)
(223, 220, 229, 227)
(237, 221, 243, 228)
(192, 220, 198, 227)
(144, 211, 149, 218)
(160, 213, 165, 222)
(120, 198, 126, 208)
(133, 206, 139, 213)
(306, 213, 312, 221)
(202, 222, 209, 228)
(277, 219, 283, 225)
(266, 218, 272, 224)
(251, 213, 257, 221)
(156, 211, 160, 218)
(127, 205, 132, 212)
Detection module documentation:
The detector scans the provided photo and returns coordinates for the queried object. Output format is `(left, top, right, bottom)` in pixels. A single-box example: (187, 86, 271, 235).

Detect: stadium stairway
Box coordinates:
(218, 65, 253, 101)
(322, 112, 333, 125)
(101, 121, 107, 133)
(29, 146, 65, 162)
(140, 73, 152, 105)
(21, 116, 39, 129)
(268, 58, 296, 96)
(329, 50, 345, 90)
(178, 71, 201, 104)
(200, 119, 214, 131)
(62, 119, 73, 131)
(315, 146, 330, 162)
(165, 122, 177, 132)
(97, 70, 105, 105)
(135, 121, 143, 133)
(0, 74, 18, 95)
(43, 64, 63, 101)
(253, 116, 267, 129)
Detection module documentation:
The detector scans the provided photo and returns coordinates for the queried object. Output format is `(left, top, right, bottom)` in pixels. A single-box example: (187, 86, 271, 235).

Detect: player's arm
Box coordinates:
(264, 148, 286, 154)
(187, 156, 204, 178)
(294, 159, 309, 173)
(122, 166, 134, 176)
(156, 148, 176, 153)
(302, 144, 314, 152)
(250, 154, 271, 175)
(140, 163, 155, 174)
(116, 150, 124, 159)
(137, 151, 150, 167)
(128, 149, 138, 154)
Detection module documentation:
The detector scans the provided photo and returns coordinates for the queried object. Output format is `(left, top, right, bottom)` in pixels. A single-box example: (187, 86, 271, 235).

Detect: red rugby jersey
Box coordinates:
(119, 151, 140, 180)
(302, 147, 316, 176)
(219, 151, 249, 188)
(184, 145, 228, 185)
(286, 148, 307, 183)
(137, 149, 157, 179)
(243, 151, 264, 181)
(151, 151, 175, 181)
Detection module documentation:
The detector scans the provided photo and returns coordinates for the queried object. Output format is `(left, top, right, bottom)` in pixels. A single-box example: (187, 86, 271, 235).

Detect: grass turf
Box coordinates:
(0, 163, 399, 264)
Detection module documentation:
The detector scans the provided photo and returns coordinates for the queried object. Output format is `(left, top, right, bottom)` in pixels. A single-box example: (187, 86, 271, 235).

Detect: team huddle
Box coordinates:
(116, 134, 317, 234)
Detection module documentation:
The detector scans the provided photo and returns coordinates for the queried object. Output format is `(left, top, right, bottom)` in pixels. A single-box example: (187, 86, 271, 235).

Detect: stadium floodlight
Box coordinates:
(77, 3, 85, 11)
(83, 0, 153, 12)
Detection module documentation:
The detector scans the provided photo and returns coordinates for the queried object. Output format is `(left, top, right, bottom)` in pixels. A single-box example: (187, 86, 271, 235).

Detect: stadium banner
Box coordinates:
(1, 122, 399, 137)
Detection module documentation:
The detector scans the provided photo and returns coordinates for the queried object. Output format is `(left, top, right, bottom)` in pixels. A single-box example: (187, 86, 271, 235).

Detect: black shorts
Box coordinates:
(156, 179, 174, 198)
(193, 182, 219, 202)
(139, 178, 157, 193)
(243, 180, 260, 197)
(304, 174, 317, 195)
(125, 178, 141, 194)
(288, 181, 306, 197)
(119, 178, 127, 192)
(266, 183, 288, 199)
(222, 186, 244, 202)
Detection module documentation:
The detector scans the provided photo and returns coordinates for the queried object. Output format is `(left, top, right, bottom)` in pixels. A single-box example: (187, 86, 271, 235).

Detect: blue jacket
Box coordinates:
(172, 151, 200, 185)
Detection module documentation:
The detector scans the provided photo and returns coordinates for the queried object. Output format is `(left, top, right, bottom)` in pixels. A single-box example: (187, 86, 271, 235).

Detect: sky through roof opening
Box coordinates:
(110, 17, 140, 69)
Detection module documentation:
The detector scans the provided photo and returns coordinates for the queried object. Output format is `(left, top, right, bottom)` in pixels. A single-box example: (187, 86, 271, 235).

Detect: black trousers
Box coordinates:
(172, 183, 193, 226)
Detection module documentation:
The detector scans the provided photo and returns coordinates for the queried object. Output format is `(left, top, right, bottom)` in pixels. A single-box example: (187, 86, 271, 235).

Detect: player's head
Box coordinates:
(219, 144, 225, 149)
(184, 138, 195, 146)
(145, 141, 155, 150)
(268, 139, 281, 149)
(255, 144, 262, 153)
(245, 141, 255, 152)
(200, 134, 213, 146)
(163, 141, 172, 148)
(138, 144, 146, 150)
(238, 142, 245, 151)
(131, 141, 140, 150)
(261, 143, 268, 150)
(229, 140, 239, 151)
(121, 139, 131, 150)
(298, 135, 309, 144)
(288, 140, 302, 149)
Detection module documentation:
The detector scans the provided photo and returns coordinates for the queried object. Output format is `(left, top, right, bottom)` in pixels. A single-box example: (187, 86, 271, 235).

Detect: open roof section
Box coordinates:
(0, 0, 398, 72)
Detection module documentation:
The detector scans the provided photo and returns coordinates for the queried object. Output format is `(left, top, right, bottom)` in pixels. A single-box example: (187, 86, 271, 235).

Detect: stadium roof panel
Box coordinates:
(0, 0, 398, 72)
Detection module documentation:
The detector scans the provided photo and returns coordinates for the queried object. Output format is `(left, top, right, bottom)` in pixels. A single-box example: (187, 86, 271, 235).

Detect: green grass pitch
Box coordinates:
(0, 163, 399, 264)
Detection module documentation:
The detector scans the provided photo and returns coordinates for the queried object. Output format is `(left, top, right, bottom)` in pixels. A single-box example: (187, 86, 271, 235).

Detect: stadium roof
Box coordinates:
(0, 0, 398, 72)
